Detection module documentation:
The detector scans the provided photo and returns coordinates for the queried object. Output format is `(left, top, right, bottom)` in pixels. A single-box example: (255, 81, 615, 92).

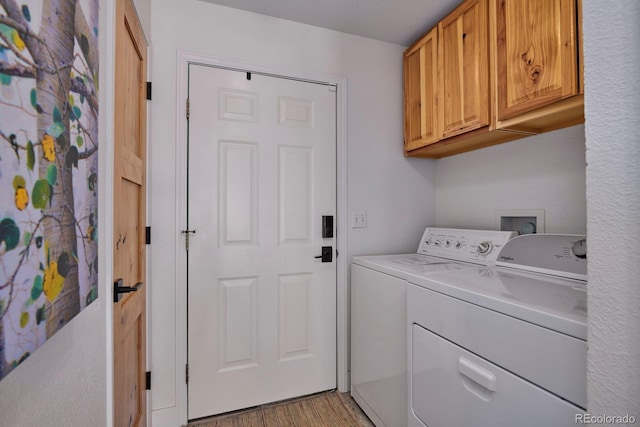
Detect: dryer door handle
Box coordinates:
(458, 357, 496, 392)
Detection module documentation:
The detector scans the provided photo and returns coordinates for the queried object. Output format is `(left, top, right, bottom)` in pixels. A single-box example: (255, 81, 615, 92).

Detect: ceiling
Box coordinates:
(198, 0, 459, 47)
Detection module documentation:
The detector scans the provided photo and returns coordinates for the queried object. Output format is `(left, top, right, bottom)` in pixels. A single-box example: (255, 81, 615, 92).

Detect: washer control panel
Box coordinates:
(417, 228, 517, 265)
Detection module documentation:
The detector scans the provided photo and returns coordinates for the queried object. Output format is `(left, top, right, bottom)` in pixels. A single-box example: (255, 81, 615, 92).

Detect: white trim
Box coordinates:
(175, 51, 190, 425)
(174, 50, 349, 424)
(102, 0, 116, 425)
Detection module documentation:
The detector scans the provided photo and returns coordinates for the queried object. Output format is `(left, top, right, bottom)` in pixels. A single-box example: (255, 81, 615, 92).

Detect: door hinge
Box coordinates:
(186, 98, 190, 120)
(146, 82, 152, 100)
(181, 229, 196, 251)
(145, 226, 151, 245)
(185, 363, 189, 384)
(146, 371, 151, 390)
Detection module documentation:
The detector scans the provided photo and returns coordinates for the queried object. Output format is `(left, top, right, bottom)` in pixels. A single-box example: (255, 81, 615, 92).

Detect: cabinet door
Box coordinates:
(404, 28, 438, 151)
(438, 0, 490, 139)
(496, 0, 578, 120)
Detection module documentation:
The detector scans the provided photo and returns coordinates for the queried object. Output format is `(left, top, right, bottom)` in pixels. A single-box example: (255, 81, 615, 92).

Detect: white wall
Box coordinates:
(148, 1, 435, 425)
(434, 125, 586, 234)
(0, 0, 114, 425)
(0, 303, 107, 426)
(132, 0, 151, 40)
(583, 0, 640, 417)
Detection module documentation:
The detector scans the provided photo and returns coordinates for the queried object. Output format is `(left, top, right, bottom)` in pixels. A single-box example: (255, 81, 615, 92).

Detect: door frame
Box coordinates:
(174, 50, 348, 423)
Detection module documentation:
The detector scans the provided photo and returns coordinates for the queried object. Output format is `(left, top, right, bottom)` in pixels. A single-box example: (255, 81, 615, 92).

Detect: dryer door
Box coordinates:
(409, 324, 582, 427)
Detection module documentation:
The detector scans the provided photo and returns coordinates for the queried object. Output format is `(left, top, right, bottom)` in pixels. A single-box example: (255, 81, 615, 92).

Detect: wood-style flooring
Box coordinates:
(188, 391, 374, 427)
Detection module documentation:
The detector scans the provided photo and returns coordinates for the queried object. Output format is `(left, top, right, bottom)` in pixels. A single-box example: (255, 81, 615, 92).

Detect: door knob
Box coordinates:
(113, 278, 143, 303)
(314, 246, 333, 263)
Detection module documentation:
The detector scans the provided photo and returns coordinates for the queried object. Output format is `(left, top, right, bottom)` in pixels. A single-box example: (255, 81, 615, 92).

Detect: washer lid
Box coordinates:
(351, 254, 473, 279)
(496, 234, 587, 281)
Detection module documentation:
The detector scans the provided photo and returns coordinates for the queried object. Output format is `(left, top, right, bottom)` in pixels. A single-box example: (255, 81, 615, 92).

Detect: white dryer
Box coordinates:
(407, 234, 588, 427)
(351, 228, 516, 427)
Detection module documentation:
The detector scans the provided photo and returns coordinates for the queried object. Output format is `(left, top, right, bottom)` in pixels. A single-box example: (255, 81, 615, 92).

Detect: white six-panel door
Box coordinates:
(187, 65, 337, 420)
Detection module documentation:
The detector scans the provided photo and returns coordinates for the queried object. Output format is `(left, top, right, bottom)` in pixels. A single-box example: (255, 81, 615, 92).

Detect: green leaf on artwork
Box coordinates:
(0, 299, 5, 317)
(57, 252, 71, 278)
(46, 164, 57, 186)
(0, 24, 12, 38)
(23, 231, 31, 246)
(53, 106, 62, 123)
(31, 275, 43, 300)
(57, 133, 67, 150)
(17, 352, 30, 364)
(46, 122, 65, 138)
(20, 312, 29, 328)
(0, 73, 11, 85)
(88, 173, 97, 191)
(36, 305, 45, 324)
(86, 287, 98, 305)
(21, 5, 31, 22)
(80, 34, 90, 58)
(27, 141, 35, 171)
(12, 175, 26, 190)
(68, 94, 75, 106)
(0, 218, 20, 251)
(72, 106, 82, 120)
(76, 135, 84, 147)
(30, 89, 38, 109)
(32, 179, 50, 209)
(65, 146, 79, 169)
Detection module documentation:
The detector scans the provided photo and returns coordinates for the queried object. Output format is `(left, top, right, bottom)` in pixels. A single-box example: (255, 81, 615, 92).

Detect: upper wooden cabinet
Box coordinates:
(404, 0, 584, 158)
(404, 28, 438, 151)
(439, 0, 490, 139)
(495, 0, 578, 121)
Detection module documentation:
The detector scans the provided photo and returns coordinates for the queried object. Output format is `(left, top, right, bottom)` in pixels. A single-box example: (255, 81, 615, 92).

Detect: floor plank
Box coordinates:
(189, 391, 374, 427)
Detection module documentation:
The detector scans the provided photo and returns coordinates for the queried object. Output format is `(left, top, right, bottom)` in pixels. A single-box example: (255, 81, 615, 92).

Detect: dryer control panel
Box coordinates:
(496, 234, 587, 281)
(417, 228, 517, 265)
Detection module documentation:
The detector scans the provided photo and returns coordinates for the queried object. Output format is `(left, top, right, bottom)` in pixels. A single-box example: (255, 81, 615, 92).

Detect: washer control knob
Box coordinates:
(445, 239, 451, 247)
(572, 239, 587, 259)
(477, 241, 493, 255)
(434, 240, 441, 247)
(455, 241, 462, 249)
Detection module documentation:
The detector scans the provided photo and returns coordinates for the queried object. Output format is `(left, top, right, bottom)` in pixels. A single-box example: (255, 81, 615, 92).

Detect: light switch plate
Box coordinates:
(351, 210, 367, 228)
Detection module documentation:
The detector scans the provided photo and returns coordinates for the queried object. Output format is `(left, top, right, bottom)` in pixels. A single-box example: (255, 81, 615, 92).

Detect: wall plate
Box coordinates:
(495, 209, 545, 235)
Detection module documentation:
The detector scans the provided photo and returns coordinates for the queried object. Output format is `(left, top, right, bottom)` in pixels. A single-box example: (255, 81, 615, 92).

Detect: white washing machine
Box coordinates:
(351, 228, 516, 427)
(407, 234, 588, 427)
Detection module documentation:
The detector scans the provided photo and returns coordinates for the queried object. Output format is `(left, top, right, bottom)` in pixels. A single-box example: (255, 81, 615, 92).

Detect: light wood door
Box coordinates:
(404, 28, 438, 152)
(187, 65, 337, 420)
(438, 0, 490, 139)
(113, 0, 147, 425)
(496, 0, 578, 120)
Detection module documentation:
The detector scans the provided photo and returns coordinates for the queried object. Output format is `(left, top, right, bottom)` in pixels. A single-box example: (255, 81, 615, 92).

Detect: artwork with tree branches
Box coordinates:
(0, 0, 99, 381)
